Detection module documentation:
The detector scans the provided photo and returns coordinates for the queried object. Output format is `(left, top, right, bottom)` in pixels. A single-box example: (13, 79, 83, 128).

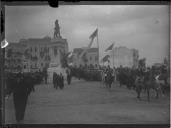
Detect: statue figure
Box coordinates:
(54, 19, 61, 38)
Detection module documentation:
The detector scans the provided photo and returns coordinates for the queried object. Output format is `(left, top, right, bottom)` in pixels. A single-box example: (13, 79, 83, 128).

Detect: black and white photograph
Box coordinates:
(2, 3, 170, 124)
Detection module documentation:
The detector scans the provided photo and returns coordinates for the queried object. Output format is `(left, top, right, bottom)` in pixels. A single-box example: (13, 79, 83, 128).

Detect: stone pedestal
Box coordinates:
(49, 37, 68, 68)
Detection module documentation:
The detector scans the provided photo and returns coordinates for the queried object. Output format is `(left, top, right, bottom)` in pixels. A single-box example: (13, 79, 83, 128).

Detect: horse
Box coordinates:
(125, 74, 136, 90)
(117, 70, 128, 87)
(135, 71, 164, 102)
(135, 76, 145, 99)
(155, 72, 170, 95)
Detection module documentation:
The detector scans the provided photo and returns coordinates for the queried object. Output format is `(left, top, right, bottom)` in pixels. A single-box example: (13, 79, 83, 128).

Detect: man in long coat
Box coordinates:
(43, 68, 48, 84)
(59, 73, 64, 89)
(66, 68, 72, 85)
(8, 72, 34, 123)
(53, 72, 57, 89)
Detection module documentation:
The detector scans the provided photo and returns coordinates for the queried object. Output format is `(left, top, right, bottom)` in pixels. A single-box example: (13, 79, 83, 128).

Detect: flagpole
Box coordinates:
(97, 28, 99, 66)
(80, 29, 97, 60)
(112, 43, 114, 68)
(117, 47, 118, 68)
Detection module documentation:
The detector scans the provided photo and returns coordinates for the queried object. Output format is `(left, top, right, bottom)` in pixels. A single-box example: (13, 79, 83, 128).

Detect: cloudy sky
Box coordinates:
(5, 5, 169, 65)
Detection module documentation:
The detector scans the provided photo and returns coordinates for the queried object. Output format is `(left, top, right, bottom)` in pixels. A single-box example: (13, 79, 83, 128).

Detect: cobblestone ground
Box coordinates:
(5, 78, 170, 124)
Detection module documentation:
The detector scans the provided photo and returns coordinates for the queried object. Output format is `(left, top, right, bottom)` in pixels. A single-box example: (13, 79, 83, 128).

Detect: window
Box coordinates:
(90, 56, 92, 61)
(54, 48, 57, 56)
(30, 47, 32, 52)
(95, 56, 98, 61)
(41, 63, 43, 66)
(24, 65, 26, 69)
(35, 47, 37, 52)
(45, 63, 49, 68)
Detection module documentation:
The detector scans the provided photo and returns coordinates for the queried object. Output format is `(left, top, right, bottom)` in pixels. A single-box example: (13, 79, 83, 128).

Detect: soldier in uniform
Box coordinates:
(43, 68, 48, 84)
(66, 68, 72, 85)
(53, 72, 57, 89)
(59, 73, 64, 89)
(56, 74, 60, 89)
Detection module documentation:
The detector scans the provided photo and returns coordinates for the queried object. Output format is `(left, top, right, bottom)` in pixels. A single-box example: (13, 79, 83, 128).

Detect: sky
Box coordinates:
(5, 5, 169, 65)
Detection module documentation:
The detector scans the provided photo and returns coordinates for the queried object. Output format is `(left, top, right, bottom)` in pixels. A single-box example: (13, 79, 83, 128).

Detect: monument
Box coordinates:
(54, 19, 61, 39)
(50, 19, 68, 66)
(47, 19, 68, 83)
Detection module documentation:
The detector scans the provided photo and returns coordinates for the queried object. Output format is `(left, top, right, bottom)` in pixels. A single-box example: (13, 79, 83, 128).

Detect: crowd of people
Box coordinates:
(69, 64, 169, 93)
(52, 67, 72, 89)
(70, 65, 102, 81)
(4, 63, 169, 123)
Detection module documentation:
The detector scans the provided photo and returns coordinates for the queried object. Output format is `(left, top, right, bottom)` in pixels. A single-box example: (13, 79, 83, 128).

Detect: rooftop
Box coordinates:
(73, 47, 98, 53)
(7, 43, 26, 48)
(73, 48, 83, 53)
(19, 37, 67, 45)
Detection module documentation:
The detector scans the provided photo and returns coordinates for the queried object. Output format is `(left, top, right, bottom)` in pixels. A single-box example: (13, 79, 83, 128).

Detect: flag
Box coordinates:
(68, 54, 74, 63)
(89, 28, 98, 40)
(68, 52, 73, 58)
(101, 55, 110, 62)
(79, 28, 98, 58)
(105, 43, 114, 52)
(79, 29, 98, 59)
(68, 52, 74, 63)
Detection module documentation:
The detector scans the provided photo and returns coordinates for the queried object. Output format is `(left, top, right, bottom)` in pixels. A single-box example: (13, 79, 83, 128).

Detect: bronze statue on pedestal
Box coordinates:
(54, 19, 61, 39)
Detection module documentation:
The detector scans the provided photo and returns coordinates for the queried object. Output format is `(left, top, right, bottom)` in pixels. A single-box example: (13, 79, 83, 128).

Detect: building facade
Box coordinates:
(5, 37, 68, 72)
(106, 46, 139, 68)
(73, 48, 99, 67)
(5, 43, 26, 72)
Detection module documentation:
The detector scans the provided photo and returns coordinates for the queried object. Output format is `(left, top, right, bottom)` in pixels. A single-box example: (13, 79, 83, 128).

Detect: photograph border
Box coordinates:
(1, 0, 170, 127)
